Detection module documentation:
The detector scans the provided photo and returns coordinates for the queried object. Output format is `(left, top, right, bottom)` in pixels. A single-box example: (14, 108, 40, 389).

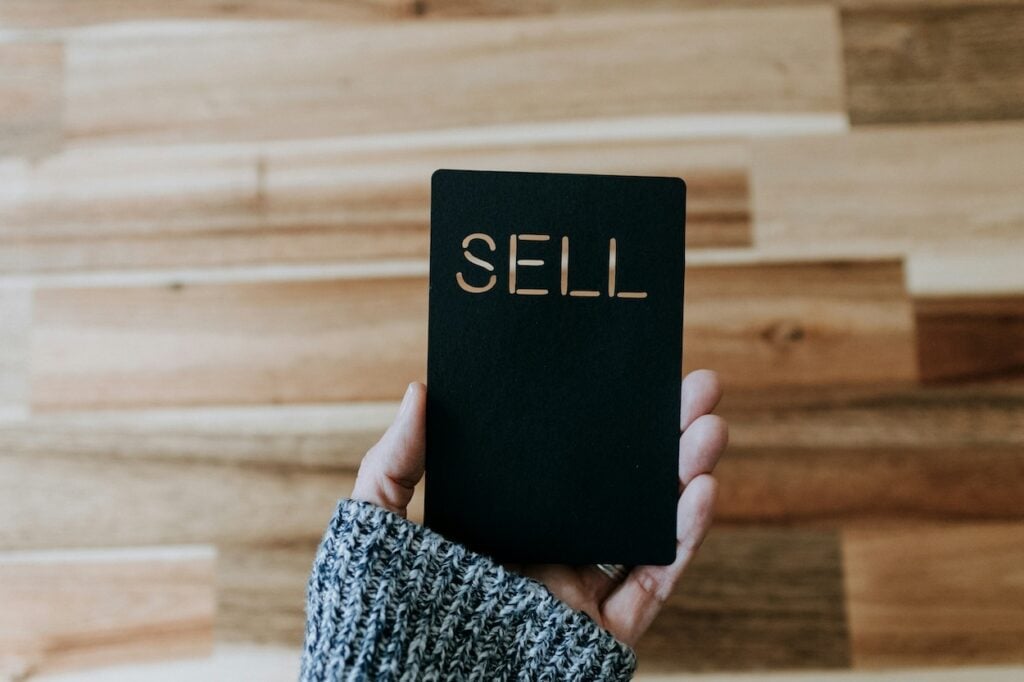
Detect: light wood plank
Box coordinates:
(0, 546, 214, 678)
(28, 258, 915, 410)
(30, 276, 428, 409)
(0, 286, 30, 421)
(844, 522, 1024, 667)
(0, 42, 62, 158)
(62, 7, 844, 145)
(842, 4, 1024, 124)
(0, 137, 749, 275)
(751, 122, 1024, 266)
(915, 296, 1024, 383)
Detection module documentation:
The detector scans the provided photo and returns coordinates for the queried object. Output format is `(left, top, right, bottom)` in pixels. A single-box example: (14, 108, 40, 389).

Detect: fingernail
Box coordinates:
(398, 383, 415, 417)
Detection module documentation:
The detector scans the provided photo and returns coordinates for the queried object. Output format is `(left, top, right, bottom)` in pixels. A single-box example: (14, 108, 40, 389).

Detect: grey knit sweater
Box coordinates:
(301, 499, 636, 681)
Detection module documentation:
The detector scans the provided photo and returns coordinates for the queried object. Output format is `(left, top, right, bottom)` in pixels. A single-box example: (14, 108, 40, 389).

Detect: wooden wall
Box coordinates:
(1, 1, 1022, 679)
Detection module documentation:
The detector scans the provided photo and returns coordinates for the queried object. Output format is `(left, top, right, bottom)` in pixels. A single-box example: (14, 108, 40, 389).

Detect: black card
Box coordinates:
(425, 169, 685, 566)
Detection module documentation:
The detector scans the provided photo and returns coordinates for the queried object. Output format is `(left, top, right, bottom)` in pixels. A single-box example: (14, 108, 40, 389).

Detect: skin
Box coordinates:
(351, 369, 728, 649)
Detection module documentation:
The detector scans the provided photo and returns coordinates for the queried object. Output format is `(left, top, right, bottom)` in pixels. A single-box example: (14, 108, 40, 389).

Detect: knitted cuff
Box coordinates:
(301, 499, 636, 681)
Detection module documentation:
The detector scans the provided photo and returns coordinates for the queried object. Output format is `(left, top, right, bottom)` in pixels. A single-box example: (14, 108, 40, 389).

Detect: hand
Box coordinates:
(351, 371, 727, 648)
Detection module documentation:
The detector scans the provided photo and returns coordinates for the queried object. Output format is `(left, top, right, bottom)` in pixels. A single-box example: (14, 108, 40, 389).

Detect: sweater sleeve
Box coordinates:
(300, 499, 636, 681)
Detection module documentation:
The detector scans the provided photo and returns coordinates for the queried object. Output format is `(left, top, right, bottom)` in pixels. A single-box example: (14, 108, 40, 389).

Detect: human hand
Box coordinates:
(351, 371, 727, 648)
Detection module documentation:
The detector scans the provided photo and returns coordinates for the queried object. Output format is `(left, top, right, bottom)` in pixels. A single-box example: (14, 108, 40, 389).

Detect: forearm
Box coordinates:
(301, 499, 636, 681)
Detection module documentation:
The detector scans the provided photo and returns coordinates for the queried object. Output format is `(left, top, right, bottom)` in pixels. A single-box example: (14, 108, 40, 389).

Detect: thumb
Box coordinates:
(351, 382, 427, 517)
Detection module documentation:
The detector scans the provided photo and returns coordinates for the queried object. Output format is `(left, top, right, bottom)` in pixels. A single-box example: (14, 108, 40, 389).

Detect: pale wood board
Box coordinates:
(0, 136, 748, 274)
(0, 546, 215, 679)
(843, 522, 1024, 668)
(62, 7, 844, 145)
(0, 42, 63, 158)
(28, 258, 915, 410)
(0, 287, 30, 421)
(751, 122, 1024, 265)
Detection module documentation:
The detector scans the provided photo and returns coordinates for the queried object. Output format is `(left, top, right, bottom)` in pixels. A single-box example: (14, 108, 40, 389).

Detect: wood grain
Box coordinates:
(0, 42, 63, 158)
(717, 383, 1024, 522)
(844, 522, 1024, 667)
(0, 425, 359, 550)
(751, 121, 1024, 261)
(29, 258, 914, 410)
(0, 137, 748, 275)
(0, 287, 31, 421)
(683, 258, 916, 388)
(30, 276, 428, 409)
(0, 546, 214, 679)
(842, 4, 1024, 124)
(915, 296, 1024, 383)
(636, 527, 850, 672)
(62, 7, 843, 145)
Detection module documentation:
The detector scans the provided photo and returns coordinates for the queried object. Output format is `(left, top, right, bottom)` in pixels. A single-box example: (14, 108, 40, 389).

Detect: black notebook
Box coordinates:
(425, 169, 685, 565)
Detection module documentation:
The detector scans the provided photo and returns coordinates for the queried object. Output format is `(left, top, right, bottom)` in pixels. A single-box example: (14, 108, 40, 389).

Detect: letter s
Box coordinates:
(456, 232, 497, 293)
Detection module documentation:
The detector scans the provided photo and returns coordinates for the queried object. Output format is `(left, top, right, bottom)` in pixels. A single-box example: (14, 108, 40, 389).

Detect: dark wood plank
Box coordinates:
(842, 4, 1024, 124)
(844, 522, 1024, 667)
(636, 527, 850, 672)
(0, 42, 62, 158)
(915, 296, 1024, 383)
(716, 383, 1024, 523)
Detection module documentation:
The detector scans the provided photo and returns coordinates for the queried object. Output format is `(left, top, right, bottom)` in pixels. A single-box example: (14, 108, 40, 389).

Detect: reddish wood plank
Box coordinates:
(915, 296, 1024, 383)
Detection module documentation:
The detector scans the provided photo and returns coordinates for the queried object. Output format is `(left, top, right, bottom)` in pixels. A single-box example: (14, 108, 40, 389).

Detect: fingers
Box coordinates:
(680, 369, 722, 431)
(351, 382, 427, 517)
(599, 475, 718, 646)
(679, 414, 728, 487)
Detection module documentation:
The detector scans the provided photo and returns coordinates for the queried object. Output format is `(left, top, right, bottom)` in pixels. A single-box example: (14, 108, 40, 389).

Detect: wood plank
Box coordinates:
(62, 7, 844, 145)
(0, 137, 749, 275)
(0, 42, 62, 158)
(28, 258, 915, 410)
(0, 287, 31, 421)
(0, 0, 407, 28)
(844, 522, 1024, 667)
(0, 546, 214, 678)
(0, 427, 360, 550)
(30, 275, 428, 409)
(915, 296, 1024, 383)
(751, 121, 1024, 262)
(716, 383, 1024, 523)
(842, 4, 1024, 124)
(683, 258, 916, 387)
(636, 527, 850, 672)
